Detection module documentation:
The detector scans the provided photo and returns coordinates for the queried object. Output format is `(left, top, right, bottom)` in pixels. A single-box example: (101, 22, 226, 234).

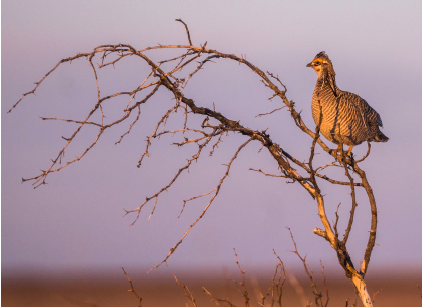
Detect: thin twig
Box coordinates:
(175, 19, 193, 46)
(202, 287, 236, 307)
(272, 249, 286, 307)
(287, 227, 323, 306)
(255, 106, 286, 117)
(354, 140, 372, 163)
(115, 105, 142, 144)
(174, 275, 198, 307)
(320, 260, 329, 307)
(371, 289, 382, 303)
(121, 267, 142, 307)
(233, 248, 249, 307)
(249, 168, 286, 178)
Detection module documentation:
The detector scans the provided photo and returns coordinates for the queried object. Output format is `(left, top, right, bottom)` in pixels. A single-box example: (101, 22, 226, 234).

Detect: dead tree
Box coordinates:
(10, 20, 379, 307)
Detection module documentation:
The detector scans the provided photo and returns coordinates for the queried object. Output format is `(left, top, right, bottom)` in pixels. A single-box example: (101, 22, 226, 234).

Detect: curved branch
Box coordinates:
(11, 27, 379, 306)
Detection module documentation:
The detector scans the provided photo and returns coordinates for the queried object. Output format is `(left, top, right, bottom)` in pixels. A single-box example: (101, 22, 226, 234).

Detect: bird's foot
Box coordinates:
(329, 147, 353, 164)
(329, 144, 343, 159)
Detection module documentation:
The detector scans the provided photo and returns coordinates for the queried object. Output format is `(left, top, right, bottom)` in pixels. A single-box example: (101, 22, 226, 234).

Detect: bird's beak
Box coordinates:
(306, 62, 312, 67)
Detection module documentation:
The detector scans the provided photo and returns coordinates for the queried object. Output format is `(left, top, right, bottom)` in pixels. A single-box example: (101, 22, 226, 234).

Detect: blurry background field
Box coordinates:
(2, 267, 421, 307)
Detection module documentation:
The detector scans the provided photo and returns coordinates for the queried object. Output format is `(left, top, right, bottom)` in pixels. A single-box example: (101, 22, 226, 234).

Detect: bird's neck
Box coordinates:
(316, 70, 339, 96)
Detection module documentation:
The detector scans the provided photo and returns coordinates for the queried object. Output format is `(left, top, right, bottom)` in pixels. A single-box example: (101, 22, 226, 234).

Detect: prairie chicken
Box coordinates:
(307, 51, 388, 156)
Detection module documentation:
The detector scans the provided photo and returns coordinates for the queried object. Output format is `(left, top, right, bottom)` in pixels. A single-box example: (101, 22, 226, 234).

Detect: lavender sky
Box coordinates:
(2, 1, 421, 277)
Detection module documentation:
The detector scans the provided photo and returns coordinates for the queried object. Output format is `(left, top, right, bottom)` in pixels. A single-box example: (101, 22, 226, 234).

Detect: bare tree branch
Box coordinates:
(174, 275, 198, 307)
(233, 248, 249, 307)
(10, 19, 381, 306)
(287, 227, 323, 307)
(121, 267, 142, 307)
(148, 138, 253, 271)
(175, 18, 193, 46)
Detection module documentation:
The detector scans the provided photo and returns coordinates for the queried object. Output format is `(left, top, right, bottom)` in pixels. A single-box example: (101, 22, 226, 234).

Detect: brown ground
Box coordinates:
(2, 269, 421, 307)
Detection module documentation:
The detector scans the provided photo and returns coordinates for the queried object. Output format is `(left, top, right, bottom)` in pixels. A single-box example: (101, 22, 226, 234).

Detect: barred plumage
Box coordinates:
(307, 51, 388, 154)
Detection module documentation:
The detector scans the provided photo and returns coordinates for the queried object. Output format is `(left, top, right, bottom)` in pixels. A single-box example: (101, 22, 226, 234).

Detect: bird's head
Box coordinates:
(306, 51, 335, 78)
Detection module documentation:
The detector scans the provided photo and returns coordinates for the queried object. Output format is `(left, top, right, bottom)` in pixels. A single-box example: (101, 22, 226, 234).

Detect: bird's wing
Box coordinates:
(346, 92, 383, 127)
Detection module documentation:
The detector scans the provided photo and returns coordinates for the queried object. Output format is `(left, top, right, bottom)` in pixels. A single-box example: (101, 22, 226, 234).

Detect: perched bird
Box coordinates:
(306, 51, 388, 156)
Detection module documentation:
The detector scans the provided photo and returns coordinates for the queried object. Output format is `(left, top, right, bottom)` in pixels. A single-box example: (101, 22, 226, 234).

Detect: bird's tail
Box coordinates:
(372, 129, 389, 142)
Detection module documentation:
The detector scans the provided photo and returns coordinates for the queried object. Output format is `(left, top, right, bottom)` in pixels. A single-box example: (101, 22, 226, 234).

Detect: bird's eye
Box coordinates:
(314, 61, 321, 66)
